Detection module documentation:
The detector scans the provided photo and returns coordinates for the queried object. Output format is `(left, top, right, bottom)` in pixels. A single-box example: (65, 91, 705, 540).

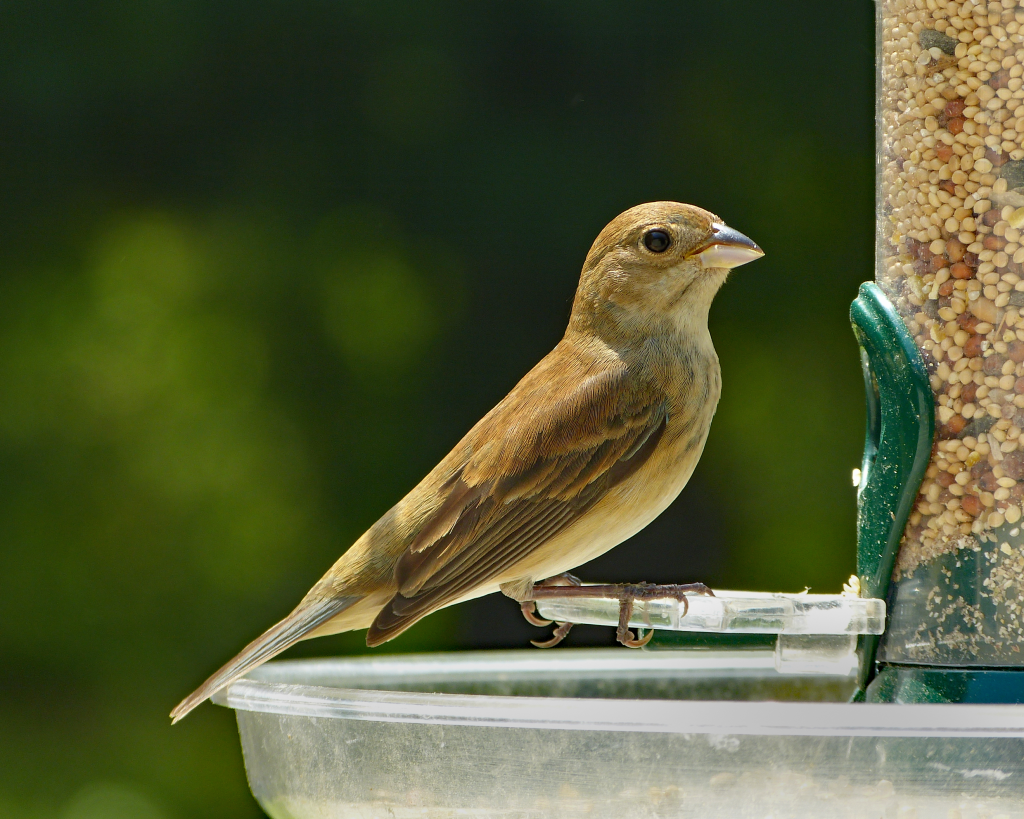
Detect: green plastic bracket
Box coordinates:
(851, 283, 935, 598)
(849, 282, 935, 697)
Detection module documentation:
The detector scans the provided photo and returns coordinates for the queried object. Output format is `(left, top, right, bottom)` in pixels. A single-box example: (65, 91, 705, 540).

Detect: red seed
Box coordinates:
(984, 235, 1007, 250)
(987, 148, 1009, 168)
(963, 334, 985, 357)
(962, 494, 983, 516)
(1015, 378, 1024, 395)
(947, 414, 967, 436)
(951, 261, 974, 279)
(948, 116, 966, 135)
(981, 472, 1001, 491)
(982, 210, 1001, 227)
(945, 98, 966, 117)
(946, 238, 966, 262)
(991, 69, 1011, 90)
(984, 354, 1007, 375)
(957, 311, 980, 331)
(936, 144, 954, 162)
(937, 470, 956, 487)
(961, 381, 978, 402)
(939, 179, 956, 195)
(1008, 341, 1024, 363)
(939, 279, 956, 296)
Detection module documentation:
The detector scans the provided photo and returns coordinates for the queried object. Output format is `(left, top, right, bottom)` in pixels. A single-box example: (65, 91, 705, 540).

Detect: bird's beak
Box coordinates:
(692, 223, 764, 269)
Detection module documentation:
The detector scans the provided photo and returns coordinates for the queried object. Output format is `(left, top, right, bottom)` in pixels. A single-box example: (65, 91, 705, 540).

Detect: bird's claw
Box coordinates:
(618, 628, 654, 648)
(520, 573, 582, 646)
(531, 620, 573, 648)
(521, 601, 552, 627)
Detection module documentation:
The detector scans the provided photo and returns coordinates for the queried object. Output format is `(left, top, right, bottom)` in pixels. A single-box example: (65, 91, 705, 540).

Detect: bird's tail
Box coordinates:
(170, 595, 360, 724)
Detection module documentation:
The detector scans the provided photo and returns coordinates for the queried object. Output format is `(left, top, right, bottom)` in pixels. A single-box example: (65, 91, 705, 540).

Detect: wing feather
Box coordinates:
(366, 353, 668, 646)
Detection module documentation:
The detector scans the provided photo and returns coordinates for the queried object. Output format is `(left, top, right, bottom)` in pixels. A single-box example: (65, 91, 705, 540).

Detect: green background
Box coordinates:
(0, 2, 874, 816)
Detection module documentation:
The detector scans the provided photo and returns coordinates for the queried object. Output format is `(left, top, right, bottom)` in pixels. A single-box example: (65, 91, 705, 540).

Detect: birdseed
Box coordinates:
(878, 0, 1024, 578)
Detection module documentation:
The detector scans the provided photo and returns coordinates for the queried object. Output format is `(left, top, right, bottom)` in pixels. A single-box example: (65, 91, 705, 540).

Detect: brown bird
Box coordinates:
(171, 201, 763, 723)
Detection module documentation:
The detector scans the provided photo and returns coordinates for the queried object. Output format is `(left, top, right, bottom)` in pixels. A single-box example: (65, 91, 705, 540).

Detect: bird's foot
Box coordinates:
(521, 573, 582, 647)
(613, 582, 715, 647)
(525, 580, 715, 649)
(610, 582, 715, 647)
(616, 592, 653, 648)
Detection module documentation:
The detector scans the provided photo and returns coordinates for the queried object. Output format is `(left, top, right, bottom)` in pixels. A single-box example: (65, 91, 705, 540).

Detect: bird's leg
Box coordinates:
(519, 573, 582, 647)
(526, 581, 716, 649)
(617, 591, 651, 648)
(521, 572, 584, 624)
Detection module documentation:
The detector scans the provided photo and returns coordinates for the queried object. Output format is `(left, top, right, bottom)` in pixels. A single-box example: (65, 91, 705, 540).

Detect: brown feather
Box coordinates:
(170, 595, 359, 723)
(366, 351, 668, 645)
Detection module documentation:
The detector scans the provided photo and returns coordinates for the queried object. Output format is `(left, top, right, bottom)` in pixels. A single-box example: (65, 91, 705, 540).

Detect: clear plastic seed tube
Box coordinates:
(876, 0, 1024, 663)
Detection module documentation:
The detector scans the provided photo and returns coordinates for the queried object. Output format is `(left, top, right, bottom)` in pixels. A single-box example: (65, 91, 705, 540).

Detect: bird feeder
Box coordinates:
(868, 0, 1024, 703)
(212, 3, 1024, 816)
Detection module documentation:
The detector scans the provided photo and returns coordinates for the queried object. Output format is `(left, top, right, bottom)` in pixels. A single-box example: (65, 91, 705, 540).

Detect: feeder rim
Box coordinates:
(211, 649, 1024, 738)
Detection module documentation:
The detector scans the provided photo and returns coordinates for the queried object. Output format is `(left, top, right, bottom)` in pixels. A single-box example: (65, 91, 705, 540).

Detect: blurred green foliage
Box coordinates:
(0, 1, 875, 816)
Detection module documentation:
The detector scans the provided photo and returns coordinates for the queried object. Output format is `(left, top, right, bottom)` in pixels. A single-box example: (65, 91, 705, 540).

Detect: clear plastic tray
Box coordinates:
(216, 649, 1024, 818)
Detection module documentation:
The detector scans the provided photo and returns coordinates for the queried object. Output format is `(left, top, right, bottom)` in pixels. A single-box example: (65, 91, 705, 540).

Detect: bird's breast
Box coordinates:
(492, 352, 722, 586)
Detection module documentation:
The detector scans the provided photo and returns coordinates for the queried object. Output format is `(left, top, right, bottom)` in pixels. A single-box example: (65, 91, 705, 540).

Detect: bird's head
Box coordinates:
(569, 201, 763, 339)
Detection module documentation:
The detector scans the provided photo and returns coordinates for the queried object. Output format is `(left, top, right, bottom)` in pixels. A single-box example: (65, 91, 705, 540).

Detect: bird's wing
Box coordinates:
(366, 356, 668, 645)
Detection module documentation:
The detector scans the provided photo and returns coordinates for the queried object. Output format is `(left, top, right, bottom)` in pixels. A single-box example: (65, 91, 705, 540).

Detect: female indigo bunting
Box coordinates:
(171, 201, 762, 722)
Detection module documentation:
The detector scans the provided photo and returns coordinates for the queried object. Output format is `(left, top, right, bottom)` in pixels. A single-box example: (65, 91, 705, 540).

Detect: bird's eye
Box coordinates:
(643, 229, 671, 253)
